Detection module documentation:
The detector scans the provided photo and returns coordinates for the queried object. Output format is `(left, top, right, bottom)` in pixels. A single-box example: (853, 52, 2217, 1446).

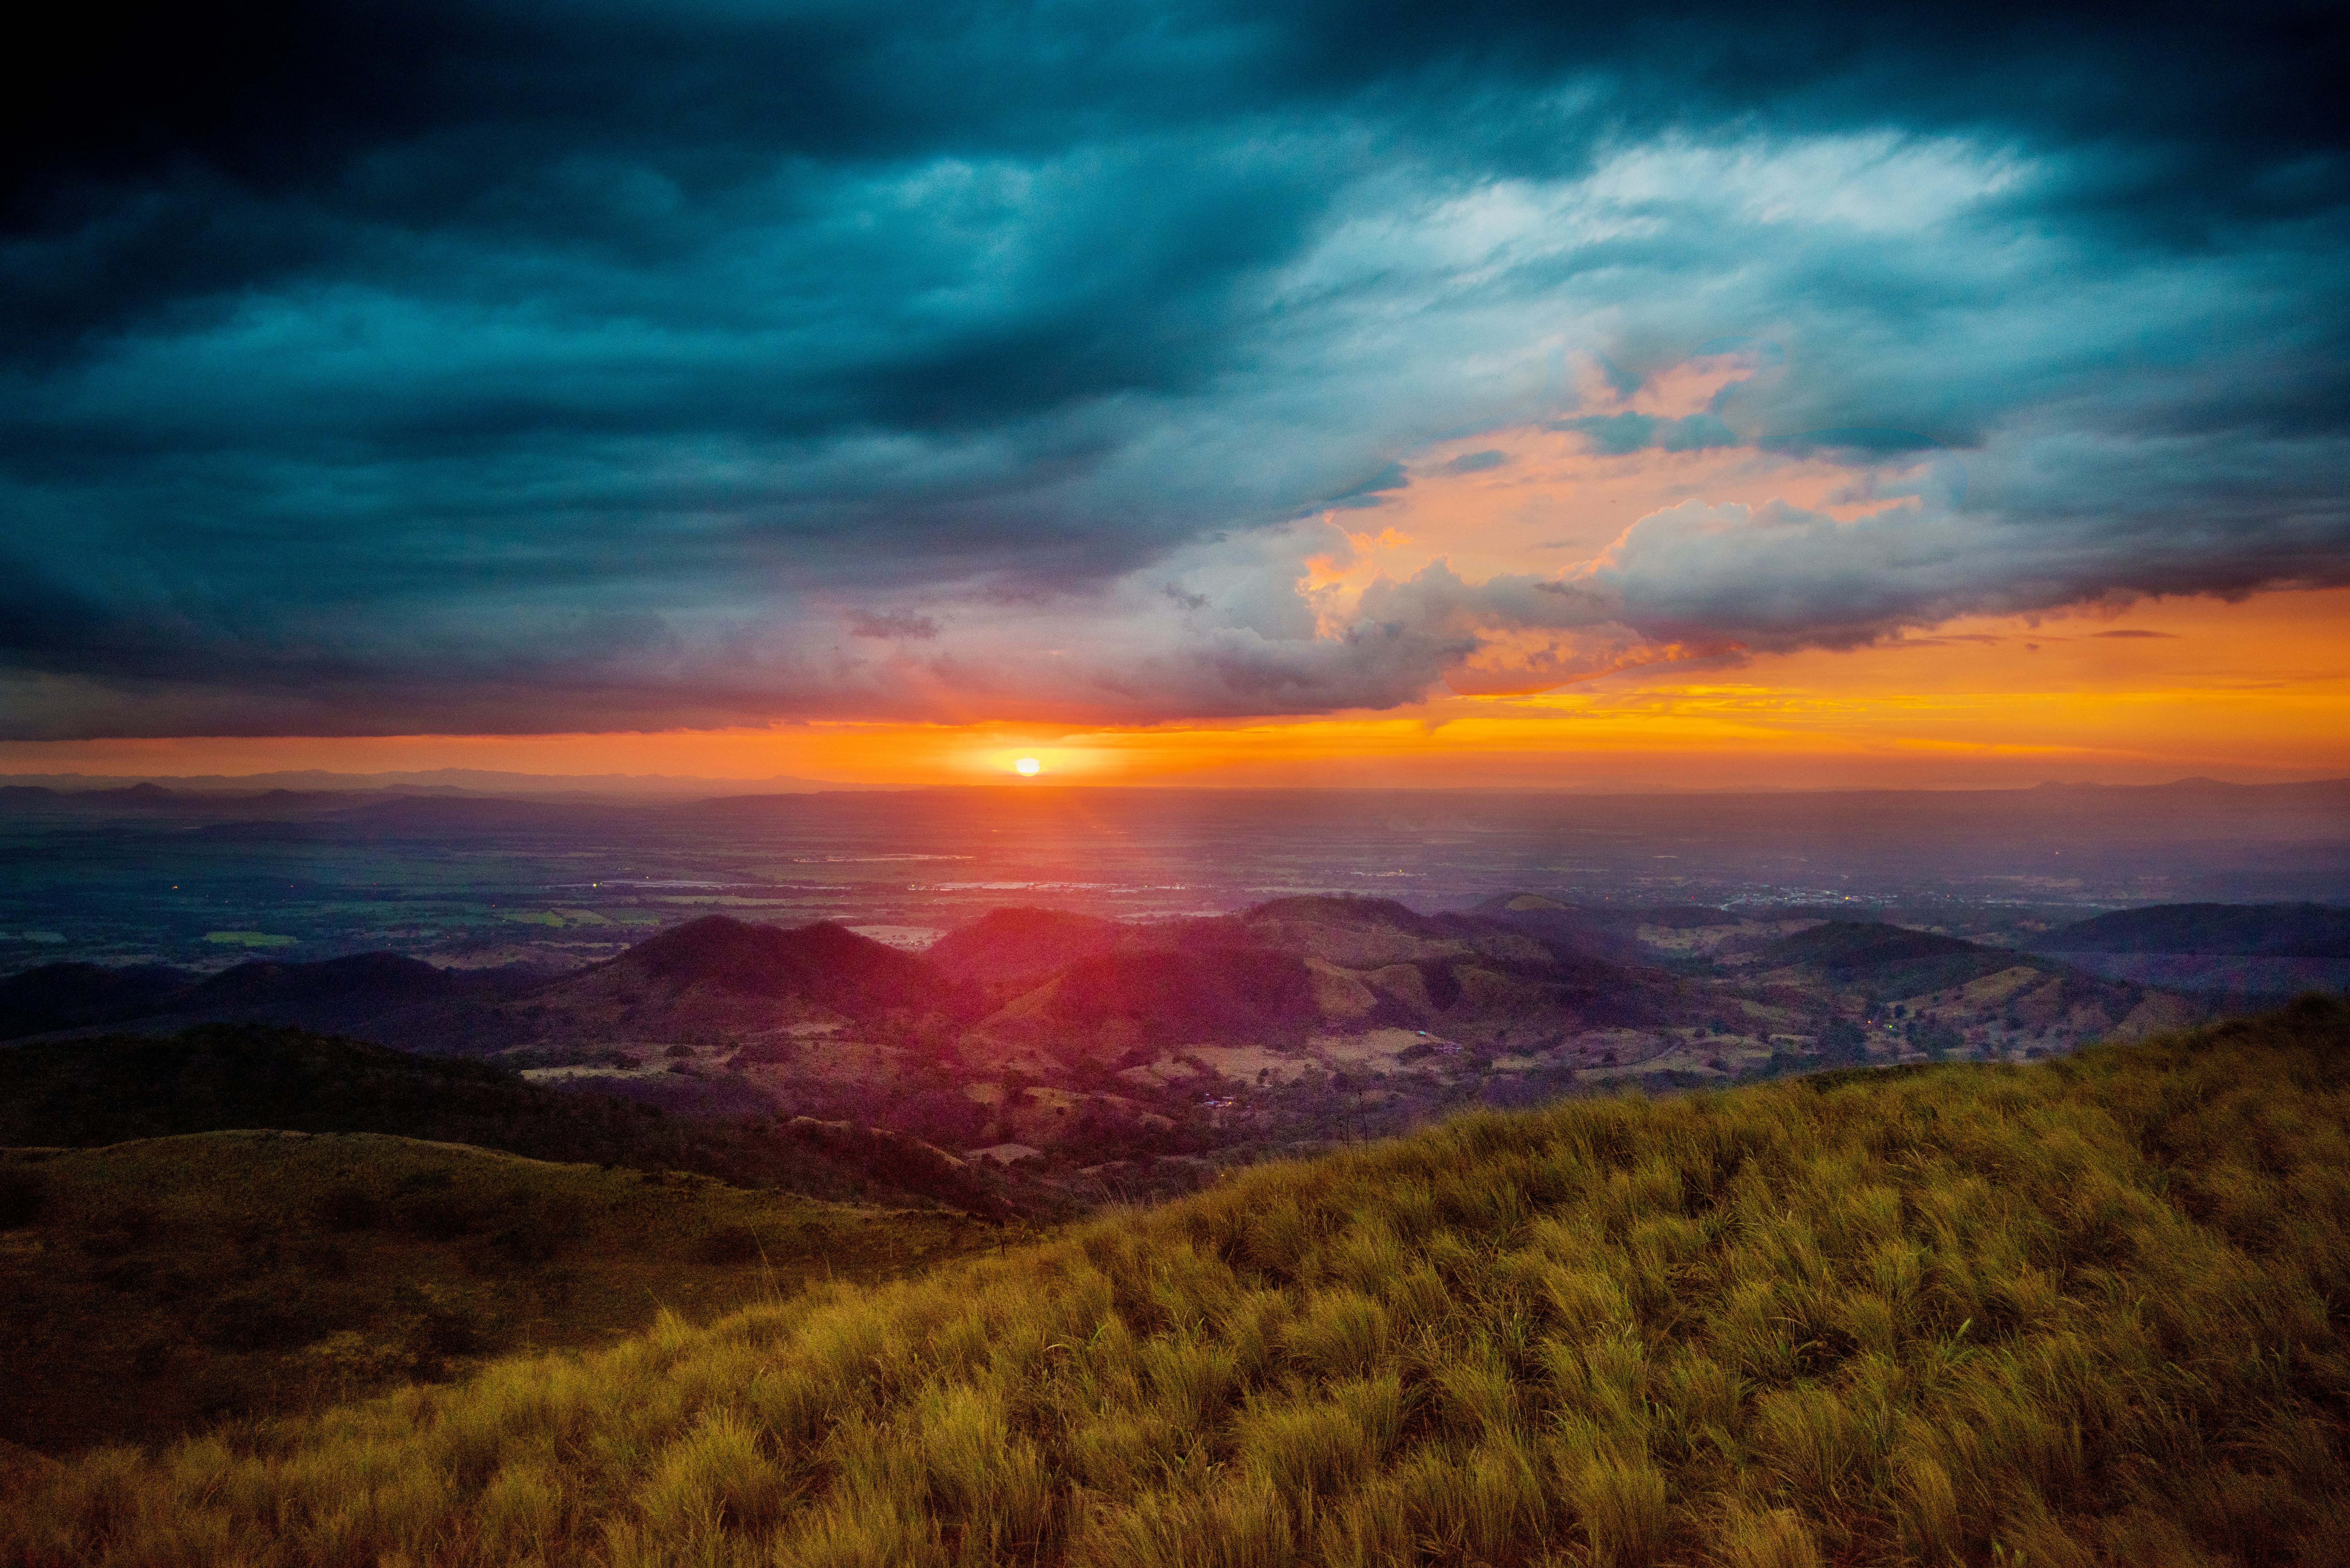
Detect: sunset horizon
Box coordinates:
(3, 5, 2344, 787)
(8, 579, 2346, 795)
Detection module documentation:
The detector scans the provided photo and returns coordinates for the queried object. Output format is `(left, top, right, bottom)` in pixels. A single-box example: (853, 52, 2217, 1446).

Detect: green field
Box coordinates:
(6, 998, 2349, 1565)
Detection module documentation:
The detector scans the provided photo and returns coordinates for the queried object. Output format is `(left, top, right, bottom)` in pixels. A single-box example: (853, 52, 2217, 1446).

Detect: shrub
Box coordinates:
(313, 1182, 381, 1232)
(294, 1238, 352, 1278)
(77, 1202, 156, 1258)
(0, 1164, 46, 1228)
(202, 1288, 335, 1352)
(691, 1223, 765, 1267)
(415, 1303, 484, 1359)
(400, 1190, 489, 1241)
(1816, 1018, 1868, 1065)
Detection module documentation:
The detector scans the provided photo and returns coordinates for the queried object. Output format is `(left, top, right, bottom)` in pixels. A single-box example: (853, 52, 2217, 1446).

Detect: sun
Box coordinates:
(1014, 757, 1041, 776)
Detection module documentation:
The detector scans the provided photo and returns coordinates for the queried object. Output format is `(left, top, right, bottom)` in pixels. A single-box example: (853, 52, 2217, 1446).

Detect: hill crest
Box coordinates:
(2035, 901, 2350, 957)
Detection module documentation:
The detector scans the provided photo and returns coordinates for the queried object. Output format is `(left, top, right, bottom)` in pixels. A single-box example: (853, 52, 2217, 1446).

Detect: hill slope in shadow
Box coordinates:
(0, 1024, 1029, 1219)
(0, 1132, 1000, 1455)
(2034, 901, 2350, 956)
(2030, 902, 2350, 999)
(1, 915, 980, 1057)
(1750, 918, 2059, 998)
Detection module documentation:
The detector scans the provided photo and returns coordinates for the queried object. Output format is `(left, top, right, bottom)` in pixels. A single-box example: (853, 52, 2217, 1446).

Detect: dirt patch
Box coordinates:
(846, 926, 943, 952)
(1958, 966, 2051, 1007)
(1184, 1045, 1318, 1085)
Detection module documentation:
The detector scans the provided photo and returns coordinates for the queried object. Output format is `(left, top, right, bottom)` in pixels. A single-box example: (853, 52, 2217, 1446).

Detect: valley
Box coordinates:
(6, 779, 2346, 979)
(1, 889, 2274, 1210)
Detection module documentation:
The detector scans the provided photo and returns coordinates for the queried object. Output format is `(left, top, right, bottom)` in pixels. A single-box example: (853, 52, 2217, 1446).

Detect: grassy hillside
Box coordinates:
(0, 1133, 1001, 1455)
(926, 908, 1127, 995)
(1748, 920, 2055, 1000)
(9, 997, 2348, 1564)
(590, 917, 981, 1025)
(1047, 947, 1320, 1047)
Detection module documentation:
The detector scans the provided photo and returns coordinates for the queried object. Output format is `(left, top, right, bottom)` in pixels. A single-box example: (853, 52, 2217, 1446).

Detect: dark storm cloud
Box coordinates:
(1326, 462, 1411, 510)
(1, 1, 2346, 733)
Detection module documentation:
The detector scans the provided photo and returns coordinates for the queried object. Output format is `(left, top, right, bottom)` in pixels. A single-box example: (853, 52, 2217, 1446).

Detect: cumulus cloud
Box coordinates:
(0, 1, 2343, 735)
(1583, 498, 1982, 650)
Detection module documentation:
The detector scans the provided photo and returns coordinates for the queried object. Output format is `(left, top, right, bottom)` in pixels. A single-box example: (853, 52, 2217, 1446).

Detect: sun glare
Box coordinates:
(1014, 757, 1042, 776)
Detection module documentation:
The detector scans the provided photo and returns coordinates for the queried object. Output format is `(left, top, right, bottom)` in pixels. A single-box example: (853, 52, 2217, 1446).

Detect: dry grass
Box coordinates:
(8, 997, 2350, 1565)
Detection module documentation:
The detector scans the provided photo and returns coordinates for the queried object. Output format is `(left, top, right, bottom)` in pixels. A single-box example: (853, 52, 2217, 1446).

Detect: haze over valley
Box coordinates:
(8, 776, 2346, 972)
(6, 777, 2342, 1216)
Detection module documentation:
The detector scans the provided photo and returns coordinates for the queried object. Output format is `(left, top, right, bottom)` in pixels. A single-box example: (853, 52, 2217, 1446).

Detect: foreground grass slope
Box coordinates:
(10, 999, 2350, 1566)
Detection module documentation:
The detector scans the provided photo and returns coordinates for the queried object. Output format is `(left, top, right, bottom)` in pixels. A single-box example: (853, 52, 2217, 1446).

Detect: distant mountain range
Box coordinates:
(0, 898, 1626, 1051)
(10, 897, 2312, 1063)
(0, 917, 961, 1055)
(9, 895, 2331, 1190)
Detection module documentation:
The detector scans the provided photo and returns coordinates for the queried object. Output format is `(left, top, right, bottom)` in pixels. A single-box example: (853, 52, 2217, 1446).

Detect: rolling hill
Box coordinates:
(2034, 901, 2350, 956)
(492, 916, 984, 1050)
(0, 916, 977, 1056)
(8, 997, 2346, 1565)
(1744, 919, 2206, 1063)
(0, 1131, 1000, 1455)
(6, 901, 2241, 1185)
(176, 951, 512, 1036)
(0, 963, 194, 1039)
(0, 953, 534, 1049)
(604, 916, 964, 1012)
(925, 908, 1127, 994)
(1047, 946, 1319, 1048)
(2031, 901, 2350, 999)
(0, 1024, 1028, 1219)
(1751, 919, 2057, 998)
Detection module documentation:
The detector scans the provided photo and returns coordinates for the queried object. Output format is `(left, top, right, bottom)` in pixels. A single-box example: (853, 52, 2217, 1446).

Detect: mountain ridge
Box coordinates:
(2034, 900, 2350, 956)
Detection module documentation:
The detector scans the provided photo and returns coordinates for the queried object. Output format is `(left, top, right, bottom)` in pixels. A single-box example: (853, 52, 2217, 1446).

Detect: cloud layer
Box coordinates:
(1, 1, 2345, 736)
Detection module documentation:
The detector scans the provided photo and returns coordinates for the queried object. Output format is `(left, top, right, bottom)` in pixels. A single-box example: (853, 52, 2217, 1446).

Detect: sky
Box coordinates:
(3, 1, 2346, 788)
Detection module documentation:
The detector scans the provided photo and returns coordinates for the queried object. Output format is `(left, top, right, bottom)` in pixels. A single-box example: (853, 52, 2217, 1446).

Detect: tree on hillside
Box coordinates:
(1817, 1018, 1868, 1066)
